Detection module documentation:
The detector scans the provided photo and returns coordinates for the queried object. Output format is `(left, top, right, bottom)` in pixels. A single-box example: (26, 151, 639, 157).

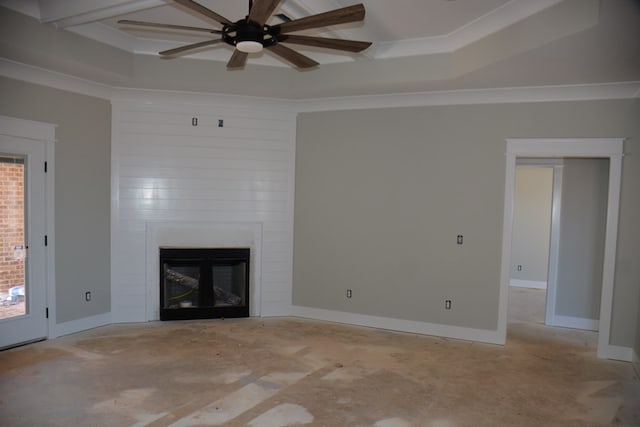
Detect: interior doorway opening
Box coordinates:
(508, 157, 609, 337)
(498, 139, 623, 359)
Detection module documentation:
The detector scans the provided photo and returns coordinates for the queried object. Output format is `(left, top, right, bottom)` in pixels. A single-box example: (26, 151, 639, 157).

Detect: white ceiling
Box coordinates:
(1, 0, 638, 98)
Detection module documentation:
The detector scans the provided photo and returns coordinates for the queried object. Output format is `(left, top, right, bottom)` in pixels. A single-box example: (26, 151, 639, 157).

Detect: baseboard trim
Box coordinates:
(510, 279, 547, 289)
(598, 344, 633, 362)
(550, 315, 599, 331)
(51, 312, 112, 338)
(291, 305, 503, 345)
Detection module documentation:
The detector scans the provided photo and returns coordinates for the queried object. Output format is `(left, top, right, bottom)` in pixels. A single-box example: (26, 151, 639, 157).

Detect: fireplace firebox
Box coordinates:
(160, 248, 250, 320)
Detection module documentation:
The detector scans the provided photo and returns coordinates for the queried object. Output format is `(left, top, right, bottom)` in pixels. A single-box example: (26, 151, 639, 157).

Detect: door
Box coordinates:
(0, 135, 48, 348)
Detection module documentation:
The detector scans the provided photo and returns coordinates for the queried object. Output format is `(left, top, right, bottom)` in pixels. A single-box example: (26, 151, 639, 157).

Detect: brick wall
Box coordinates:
(0, 160, 25, 296)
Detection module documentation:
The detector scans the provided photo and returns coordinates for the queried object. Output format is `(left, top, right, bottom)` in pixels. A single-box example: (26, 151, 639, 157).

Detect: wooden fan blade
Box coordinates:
(267, 44, 319, 69)
(160, 39, 222, 56)
(118, 19, 221, 33)
(173, 0, 231, 25)
(227, 50, 249, 68)
(279, 35, 371, 52)
(273, 4, 365, 34)
(248, 0, 283, 26)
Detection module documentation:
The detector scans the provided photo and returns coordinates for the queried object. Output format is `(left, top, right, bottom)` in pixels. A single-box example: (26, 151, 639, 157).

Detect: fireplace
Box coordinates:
(159, 248, 250, 320)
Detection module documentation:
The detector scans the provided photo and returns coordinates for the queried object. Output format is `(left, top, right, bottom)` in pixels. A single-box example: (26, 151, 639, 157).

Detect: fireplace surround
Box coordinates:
(144, 221, 263, 321)
(160, 248, 250, 320)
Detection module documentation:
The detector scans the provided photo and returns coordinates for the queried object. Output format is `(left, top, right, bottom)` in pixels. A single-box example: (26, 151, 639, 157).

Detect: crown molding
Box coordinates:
(2, 58, 638, 110)
(0, 58, 113, 99)
(110, 86, 295, 113)
(294, 82, 640, 112)
(0, 58, 114, 99)
(39, 0, 164, 28)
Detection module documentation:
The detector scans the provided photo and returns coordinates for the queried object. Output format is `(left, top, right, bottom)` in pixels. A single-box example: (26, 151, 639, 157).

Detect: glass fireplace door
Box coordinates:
(160, 248, 250, 320)
(212, 262, 247, 307)
(162, 260, 203, 309)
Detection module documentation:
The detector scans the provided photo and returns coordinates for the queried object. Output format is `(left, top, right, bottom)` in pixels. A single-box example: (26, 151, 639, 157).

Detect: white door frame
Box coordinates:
(498, 138, 624, 360)
(0, 115, 56, 341)
(545, 163, 563, 327)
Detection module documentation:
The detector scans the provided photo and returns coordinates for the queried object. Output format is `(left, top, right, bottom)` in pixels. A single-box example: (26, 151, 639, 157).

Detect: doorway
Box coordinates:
(498, 138, 624, 359)
(509, 158, 609, 333)
(0, 116, 54, 349)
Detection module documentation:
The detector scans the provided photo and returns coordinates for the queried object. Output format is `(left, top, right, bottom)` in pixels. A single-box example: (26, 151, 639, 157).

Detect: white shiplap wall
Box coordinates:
(111, 92, 296, 322)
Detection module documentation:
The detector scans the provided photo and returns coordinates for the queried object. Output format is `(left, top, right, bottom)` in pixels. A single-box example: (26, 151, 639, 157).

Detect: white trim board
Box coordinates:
(292, 305, 503, 345)
(0, 58, 113, 100)
(374, 0, 563, 58)
(509, 280, 547, 289)
(44, 138, 56, 338)
(601, 345, 633, 363)
(549, 315, 599, 331)
(499, 138, 624, 360)
(295, 82, 640, 112)
(545, 163, 563, 328)
(50, 312, 112, 338)
(0, 114, 57, 141)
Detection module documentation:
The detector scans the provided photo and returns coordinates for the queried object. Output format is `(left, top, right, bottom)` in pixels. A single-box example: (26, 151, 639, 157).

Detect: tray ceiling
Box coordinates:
(0, 0, 638, 98)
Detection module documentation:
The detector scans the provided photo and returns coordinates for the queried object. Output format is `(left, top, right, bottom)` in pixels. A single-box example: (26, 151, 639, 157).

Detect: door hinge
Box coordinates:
(46, 307, 49, 319)
(44, 161, 48, 173)
(44, 235, 48, 246)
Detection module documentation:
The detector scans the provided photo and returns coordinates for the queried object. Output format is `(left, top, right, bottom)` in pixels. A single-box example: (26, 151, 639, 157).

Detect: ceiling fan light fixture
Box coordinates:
(236, 40, 263, 53)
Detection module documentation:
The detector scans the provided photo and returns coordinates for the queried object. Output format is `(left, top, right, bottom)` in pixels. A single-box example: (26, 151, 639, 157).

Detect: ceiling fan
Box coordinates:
(118, 0, 372, 69)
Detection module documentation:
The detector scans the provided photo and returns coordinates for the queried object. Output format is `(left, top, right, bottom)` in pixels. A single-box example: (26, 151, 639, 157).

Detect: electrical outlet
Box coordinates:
(445, 300, 452, 310)
(517, 265, 522, 271)
(85, 291, 91, 302)
(346, 289, 352, 299)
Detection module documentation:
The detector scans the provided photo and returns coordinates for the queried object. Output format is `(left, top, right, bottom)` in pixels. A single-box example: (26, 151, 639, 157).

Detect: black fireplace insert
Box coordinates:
(160, 248, 250, 320)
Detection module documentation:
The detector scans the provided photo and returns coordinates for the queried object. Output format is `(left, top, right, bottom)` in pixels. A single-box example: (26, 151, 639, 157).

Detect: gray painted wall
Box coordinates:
(555, 158, 608, 321)
(510, 166, 553, 284)
(294, 99, 640, 347)
(0, 77, 111, 323)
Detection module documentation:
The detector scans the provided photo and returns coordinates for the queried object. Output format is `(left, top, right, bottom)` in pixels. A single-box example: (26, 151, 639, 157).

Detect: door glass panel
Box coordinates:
(0, 156, 27, 319)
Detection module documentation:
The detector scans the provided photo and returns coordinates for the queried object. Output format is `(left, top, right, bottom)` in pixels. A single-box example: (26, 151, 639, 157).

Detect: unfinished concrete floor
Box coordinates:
(1, 294, 639, 426)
